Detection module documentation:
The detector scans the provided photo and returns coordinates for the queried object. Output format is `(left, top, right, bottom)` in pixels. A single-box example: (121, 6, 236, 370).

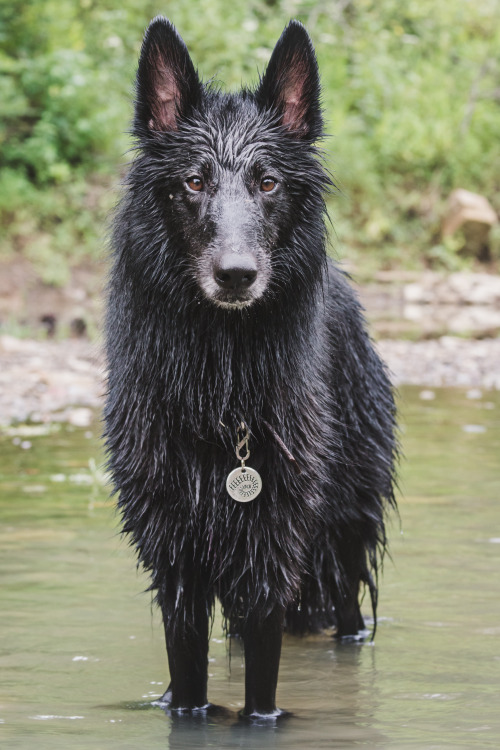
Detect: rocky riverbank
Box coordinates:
(0, 336, 103, 426)
(377, 337, 500, 390)
(0, 333, 499, 425)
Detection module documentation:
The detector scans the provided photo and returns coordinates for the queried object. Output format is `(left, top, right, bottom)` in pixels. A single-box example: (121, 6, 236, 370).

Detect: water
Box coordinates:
(1, 387, 499, 749)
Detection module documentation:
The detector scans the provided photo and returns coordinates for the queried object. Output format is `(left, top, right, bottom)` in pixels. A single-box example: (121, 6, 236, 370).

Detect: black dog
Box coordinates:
(105, 17, 397, 719)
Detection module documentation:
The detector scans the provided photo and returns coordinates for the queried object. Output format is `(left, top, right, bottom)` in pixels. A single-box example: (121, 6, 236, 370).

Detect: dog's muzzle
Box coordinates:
(197, 250, 268, 309)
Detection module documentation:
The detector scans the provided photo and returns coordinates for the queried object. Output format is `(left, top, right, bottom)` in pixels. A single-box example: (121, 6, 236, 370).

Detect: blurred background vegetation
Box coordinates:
(1, 0, 499, 286)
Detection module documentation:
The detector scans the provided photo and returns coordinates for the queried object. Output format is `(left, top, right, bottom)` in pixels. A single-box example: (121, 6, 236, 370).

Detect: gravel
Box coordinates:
(376, 337, 500, 390)
(0, 336, 103, 426)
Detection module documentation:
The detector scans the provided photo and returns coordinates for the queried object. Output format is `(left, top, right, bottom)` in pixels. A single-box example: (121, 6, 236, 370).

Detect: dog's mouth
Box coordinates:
(211, 293, 255, 310)
(196, 277, 261, 309)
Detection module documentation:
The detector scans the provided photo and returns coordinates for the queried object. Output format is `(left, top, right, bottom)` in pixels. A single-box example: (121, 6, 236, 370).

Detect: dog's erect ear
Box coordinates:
(256, 20, 322, 140)
(134, 17, 201, 134)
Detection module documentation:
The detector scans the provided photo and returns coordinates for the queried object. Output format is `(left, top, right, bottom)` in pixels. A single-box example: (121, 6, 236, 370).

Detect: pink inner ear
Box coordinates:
(149, 55, 180, 131)
(282, 96, 306, 132)
(279, 61, 309, 136)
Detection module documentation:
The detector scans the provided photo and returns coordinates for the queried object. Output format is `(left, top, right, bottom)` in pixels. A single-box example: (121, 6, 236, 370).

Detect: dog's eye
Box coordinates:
(260, 177, 277, 193)
(187, 176, 204, 192)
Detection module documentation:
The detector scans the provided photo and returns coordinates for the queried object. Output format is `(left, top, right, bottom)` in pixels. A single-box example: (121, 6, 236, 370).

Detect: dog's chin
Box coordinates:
(210, 295, 255, 310)
(198, 277, 267, 310)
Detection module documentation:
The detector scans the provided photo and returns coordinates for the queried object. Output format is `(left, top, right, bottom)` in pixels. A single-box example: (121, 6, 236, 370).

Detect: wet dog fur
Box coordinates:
(104, 17, 398, 719)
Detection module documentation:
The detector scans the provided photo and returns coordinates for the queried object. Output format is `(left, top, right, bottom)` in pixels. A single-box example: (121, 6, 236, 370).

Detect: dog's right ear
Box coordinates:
(134, 17, 201, 135)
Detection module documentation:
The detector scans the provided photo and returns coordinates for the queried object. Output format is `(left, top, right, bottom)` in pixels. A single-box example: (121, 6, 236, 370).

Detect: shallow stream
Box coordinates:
(1, 386, 499, 749)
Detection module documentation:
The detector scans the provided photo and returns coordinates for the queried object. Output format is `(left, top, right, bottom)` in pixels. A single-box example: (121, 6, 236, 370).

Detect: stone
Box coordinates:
(442, 189, 498, 260)
(403, 271, 500, 321)
(455, 273, 500, 306)
(403, 273, 437, 304)
(67, 407, 93, 427)
(0, 335, 27, 353)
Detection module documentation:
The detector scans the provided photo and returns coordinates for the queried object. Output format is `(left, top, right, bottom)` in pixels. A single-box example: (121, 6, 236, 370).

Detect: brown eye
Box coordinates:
(260, 177, 277, 193)
(187, 176, 203, 192)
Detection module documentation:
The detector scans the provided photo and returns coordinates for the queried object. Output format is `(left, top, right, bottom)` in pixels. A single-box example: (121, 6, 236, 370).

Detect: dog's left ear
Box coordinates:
(256, 20, 322, 141)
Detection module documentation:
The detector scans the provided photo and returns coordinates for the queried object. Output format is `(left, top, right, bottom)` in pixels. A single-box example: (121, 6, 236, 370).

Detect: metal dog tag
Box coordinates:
(226, 466, 262, 502)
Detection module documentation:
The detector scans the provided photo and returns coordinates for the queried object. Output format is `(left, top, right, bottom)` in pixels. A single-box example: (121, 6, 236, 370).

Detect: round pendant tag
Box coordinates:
(226, 466, 262, 502)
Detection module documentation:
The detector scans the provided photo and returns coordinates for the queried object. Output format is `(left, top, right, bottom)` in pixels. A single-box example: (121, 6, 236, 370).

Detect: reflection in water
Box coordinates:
(1, 386, 500, 749)
(161, 642, 386, 750)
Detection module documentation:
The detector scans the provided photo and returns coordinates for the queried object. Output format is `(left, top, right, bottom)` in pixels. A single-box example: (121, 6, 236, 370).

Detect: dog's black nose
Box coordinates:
(214, 253, 257, 290)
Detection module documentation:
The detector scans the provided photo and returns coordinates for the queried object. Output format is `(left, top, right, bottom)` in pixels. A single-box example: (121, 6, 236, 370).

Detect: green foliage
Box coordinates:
(1, 0, 499, 282)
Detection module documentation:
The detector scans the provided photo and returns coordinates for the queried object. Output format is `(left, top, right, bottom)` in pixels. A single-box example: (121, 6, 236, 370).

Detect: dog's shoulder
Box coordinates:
(324, 258, 364, 320)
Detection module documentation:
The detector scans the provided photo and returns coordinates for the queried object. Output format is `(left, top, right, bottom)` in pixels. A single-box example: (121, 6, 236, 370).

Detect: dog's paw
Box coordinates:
(238, 707, 290, 723)
(153, 691, 230, 720)
(334, 627, 371, 643)
(151, 685, 172, 708)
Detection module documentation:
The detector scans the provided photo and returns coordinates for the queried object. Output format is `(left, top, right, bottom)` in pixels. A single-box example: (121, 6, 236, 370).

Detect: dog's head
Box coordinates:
(132, 18, 328, 310)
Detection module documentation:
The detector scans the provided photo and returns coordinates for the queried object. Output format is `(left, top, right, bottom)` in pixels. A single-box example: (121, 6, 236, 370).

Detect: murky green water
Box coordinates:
(1, 386, 499, 749)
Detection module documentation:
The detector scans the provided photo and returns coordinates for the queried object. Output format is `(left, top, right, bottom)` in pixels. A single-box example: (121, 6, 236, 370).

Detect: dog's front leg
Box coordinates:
(159, 587, 210, 712)
(241, 605, 286, 719)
